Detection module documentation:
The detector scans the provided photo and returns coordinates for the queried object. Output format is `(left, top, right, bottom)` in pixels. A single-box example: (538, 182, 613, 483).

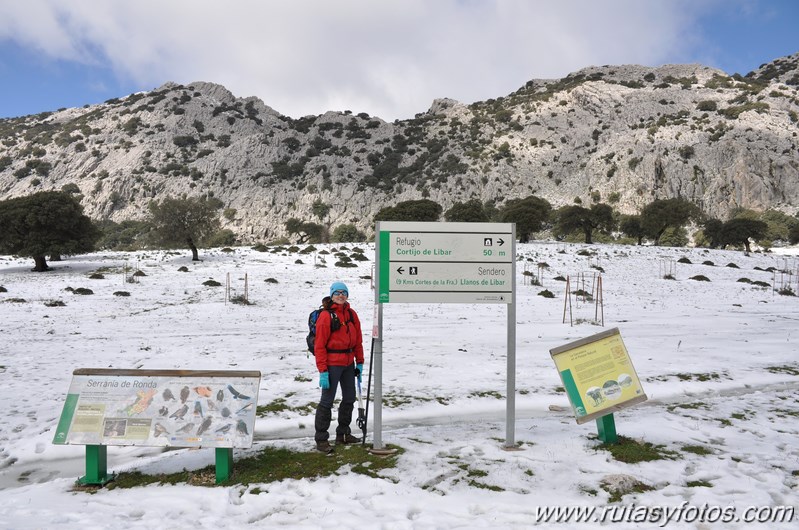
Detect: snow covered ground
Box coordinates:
(0, 241, 797, 529)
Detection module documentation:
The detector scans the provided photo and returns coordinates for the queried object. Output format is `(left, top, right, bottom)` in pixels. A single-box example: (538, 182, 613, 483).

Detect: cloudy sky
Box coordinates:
(0, 0, 797, 121)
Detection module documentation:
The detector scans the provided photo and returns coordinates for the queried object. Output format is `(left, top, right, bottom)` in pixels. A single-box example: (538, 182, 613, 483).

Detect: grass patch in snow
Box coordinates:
(469, 390, 503, 400)
(595, 436, 678, 464)
(681, 444, 714, 456)
(382, 393, 414, 408)
(766, 364, 799, 376)
(686, 479, 713, 487)
(676, 372, 723, 382)
(104, 444, 403, 490)
(649, 371, 725, 383)
(256, 397, 315, 417)
(769, 408, 799, 418)
(383, 393, 451, 408)
(667, 401, 708, 412)
(579, 485, 599, 496)
(451, 463, 506, 492)
(229, 294, 253, 305)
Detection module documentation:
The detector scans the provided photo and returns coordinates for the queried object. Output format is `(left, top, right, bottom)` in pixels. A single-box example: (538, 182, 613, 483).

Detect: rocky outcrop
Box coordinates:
(1, 53, 798, 243)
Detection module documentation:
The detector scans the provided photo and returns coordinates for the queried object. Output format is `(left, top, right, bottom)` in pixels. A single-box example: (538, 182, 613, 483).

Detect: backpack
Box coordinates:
(306, 307, 342, 354)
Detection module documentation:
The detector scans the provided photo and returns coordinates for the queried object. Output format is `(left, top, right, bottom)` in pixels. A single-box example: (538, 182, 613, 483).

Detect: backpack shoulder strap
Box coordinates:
(328, 309, 341, 331)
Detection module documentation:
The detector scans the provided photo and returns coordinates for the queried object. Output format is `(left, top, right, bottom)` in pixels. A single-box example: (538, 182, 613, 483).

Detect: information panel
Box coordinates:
(377, 221, 514, 304)
(550, 328, 647, 424)
(53, 369, 261, 448)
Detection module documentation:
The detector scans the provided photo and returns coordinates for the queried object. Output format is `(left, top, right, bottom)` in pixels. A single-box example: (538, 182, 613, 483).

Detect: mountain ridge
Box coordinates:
(1, 52, 798, 243)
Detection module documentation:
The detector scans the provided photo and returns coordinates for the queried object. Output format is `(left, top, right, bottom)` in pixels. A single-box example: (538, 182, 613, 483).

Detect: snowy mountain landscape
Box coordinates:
(2, 53, 798, 243)
(1, 240, 798, 529)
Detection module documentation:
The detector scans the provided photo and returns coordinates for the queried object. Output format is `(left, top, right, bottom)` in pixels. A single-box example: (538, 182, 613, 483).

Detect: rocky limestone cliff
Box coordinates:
(1, 53, 798, 243)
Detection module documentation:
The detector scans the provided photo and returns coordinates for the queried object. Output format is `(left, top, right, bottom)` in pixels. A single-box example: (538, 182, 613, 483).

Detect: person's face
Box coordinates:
(331, 290, 348, 304)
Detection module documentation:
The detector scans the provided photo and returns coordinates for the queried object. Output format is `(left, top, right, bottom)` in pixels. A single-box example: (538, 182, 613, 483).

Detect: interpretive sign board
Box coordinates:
(549, 328, 647, 424)
(53, 369, 261, 449)
(377, 221, 514, 304)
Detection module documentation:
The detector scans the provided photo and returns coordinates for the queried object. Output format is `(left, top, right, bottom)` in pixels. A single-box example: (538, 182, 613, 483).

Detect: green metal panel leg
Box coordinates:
(596, 414, 618, 444)
(77, 445, 115, 486)
(215, 448, 233, 484)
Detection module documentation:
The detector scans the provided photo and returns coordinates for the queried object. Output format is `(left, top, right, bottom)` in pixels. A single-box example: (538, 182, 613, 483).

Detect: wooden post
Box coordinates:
(595, 275, 604, 327)
(562, 277, 573, 326)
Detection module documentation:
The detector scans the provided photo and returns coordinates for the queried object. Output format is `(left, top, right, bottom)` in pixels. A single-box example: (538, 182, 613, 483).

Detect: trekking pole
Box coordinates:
(362, 337, 375, 446)
(356, 376, 367, 441)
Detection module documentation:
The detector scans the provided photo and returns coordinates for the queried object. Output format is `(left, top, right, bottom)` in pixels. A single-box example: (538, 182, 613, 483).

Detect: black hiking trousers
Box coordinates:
(314, 363, 356, 442)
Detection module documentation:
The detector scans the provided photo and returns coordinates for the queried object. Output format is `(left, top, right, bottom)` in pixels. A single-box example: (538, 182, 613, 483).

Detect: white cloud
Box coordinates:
(0, 0, 727, 120)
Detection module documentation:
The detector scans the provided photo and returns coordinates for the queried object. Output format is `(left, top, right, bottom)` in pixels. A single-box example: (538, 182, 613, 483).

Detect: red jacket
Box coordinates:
(314, 301, 364, 372)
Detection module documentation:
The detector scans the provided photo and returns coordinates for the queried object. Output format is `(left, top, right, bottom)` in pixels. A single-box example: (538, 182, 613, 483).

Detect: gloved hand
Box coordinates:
(319, 371, 330, 389)
(355, 363, 363, 384)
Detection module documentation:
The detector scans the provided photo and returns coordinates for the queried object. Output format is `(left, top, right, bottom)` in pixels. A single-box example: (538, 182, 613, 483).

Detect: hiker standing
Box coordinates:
(313, 281, 364, 453)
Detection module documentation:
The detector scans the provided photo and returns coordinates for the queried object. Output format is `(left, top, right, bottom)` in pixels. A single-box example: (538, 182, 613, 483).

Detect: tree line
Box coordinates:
(0, 192, 221, 271)
(370, 196, 799, 252)
(1, 191, 797, 272)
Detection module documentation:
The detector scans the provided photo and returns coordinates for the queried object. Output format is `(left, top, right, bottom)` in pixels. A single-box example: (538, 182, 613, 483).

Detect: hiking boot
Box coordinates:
(315, 441, 334, 454)
(335, 433, 361, 444)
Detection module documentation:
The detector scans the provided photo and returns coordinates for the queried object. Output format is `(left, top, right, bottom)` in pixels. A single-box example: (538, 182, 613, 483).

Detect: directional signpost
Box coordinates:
(378, 224, 514, 304)
(373, 222, 517, 449)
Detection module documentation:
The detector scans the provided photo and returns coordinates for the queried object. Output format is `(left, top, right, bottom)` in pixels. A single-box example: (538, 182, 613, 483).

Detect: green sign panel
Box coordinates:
(377, 221, 514, 304)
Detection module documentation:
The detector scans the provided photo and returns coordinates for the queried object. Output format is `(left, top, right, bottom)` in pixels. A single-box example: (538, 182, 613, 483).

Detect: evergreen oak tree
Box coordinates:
(498, 195, 552, 243)
(554, 203, 615, 244)
(147, 197, 220, 260)
(374, 199, 443, 223)
(640, 198, 700, 246)
(0, 191, 100, 271)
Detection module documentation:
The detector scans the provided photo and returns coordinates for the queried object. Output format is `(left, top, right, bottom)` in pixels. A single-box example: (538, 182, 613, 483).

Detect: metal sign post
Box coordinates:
(373, 221, 516, 449)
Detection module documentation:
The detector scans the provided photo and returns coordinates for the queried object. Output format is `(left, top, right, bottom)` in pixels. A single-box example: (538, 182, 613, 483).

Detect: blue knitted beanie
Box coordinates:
(330, 281, 349, 297)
